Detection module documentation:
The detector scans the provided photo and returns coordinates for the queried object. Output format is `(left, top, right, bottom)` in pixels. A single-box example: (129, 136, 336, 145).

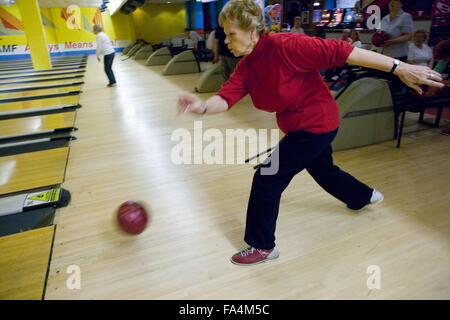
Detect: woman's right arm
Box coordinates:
(177, 58, 247, 116)
(177, 92, 228, 115)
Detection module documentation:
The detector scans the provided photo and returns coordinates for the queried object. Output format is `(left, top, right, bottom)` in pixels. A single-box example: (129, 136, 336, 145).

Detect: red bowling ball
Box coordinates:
(371, 30, 390, 47)
(117, 201, 148, 235)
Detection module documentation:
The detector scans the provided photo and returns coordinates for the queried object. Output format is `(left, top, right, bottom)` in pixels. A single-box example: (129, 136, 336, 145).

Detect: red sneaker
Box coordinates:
(231, 246, 279, 266)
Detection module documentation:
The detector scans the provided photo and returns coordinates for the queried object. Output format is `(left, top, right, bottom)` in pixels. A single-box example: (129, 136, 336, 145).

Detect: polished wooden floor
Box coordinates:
(44, 55, 449, 299)
(0, 226, 55, 300)
(0, 79, 83, 89)
(0, 71, 85, 83)
(0, 147, 69, 196)
(0, 85, 82, 100)
(0, 112, 75, 138)
(0, 95, 79, 112)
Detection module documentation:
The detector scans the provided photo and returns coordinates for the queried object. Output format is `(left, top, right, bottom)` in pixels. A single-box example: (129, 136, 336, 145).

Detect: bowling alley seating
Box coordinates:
(331, 75, 396, 151)
(126, 42, 145, 57)
(145, 46, 172, 66)
(195, 62, 225, 93)
(196, 40, 214, 62)
(161, 38, 214, 75)
(123, 39, 149, 58)
(169, 38, 185, 56)
(392, 89, 450, 147)
(145, 36, 186, 66)
(122, 42, 139, 55)
(162, 49, 201, 75)
(132, 44, 154, 60)
(173, 33, 188, 39)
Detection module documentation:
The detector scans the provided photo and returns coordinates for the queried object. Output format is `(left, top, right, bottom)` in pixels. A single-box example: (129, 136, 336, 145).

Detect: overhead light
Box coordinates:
(313, 1, 320, 6)
(103, 0, 110, 3)
(101, 4, 107, 9)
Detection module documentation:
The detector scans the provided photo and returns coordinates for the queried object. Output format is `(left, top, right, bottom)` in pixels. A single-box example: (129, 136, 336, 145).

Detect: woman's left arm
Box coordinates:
(346, 47, 444, 94)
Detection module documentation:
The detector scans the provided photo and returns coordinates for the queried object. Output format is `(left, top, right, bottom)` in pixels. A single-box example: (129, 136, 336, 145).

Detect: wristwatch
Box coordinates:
(390, 59, 400, 74)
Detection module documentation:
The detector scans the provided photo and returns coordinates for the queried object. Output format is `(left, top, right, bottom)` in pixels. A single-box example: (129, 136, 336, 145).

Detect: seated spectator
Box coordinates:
(407, 29, 433, 68)
(350, 30, 362, 48)
(340, 29, 352, 43)
(290, 16, 304, 34)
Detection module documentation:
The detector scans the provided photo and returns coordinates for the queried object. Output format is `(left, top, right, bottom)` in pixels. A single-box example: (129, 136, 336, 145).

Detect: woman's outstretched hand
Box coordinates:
(395, 63, 444, 95)
(177, 92, 206, 116)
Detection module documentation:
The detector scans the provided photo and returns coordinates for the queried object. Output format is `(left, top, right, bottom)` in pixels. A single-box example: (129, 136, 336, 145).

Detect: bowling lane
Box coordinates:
(0, 225, 55, 299)
(0, 62, 86, 72)
(0, 69, 85, 80)
(0, 70, 85, 82)
(0, 147, 69, 196)
(0, 112, 76, 139)
(0, 66, 85, 76)
(0, 85, 82, 100)
(0, 56, 87, 66)
(0, 75, 84, 88)
(0, 81, 84, 92)
(0, 95, 80, 113)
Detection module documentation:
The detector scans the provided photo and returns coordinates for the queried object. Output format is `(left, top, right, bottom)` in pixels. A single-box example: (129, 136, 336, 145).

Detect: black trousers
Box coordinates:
(104, 52, 116, 85)
(244, 128, 373, 250)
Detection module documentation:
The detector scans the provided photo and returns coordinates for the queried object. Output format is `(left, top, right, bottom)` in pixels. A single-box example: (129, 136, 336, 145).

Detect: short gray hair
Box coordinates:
(219, 0, 267, 35)
(93, 24, 103, 33)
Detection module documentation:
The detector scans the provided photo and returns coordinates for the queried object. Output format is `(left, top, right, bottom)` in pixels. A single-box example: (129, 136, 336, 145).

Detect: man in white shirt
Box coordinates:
(94, 24, 116, 87)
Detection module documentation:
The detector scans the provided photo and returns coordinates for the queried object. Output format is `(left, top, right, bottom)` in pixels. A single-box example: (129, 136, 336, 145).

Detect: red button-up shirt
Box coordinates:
(217, 33, 355, 134)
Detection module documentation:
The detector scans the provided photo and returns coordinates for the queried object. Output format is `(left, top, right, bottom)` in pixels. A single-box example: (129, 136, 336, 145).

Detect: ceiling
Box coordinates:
(38, 0, 104, 8)
(37, 0, 188, 9)
(146, 0, 187, 3)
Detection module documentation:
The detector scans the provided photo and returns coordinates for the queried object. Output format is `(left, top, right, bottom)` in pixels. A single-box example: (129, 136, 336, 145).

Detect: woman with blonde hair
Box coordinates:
(177, 0, 443, 266)
(407, 29, 433, 68)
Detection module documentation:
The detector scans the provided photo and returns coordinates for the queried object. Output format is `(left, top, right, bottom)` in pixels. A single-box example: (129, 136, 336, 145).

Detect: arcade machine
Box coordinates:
(327, 8, 344, 28)
(341, 8, 357, 30)
(353, 9, 365, 30)
(316, 9, 332, 27)
(312, 10, 322, 26)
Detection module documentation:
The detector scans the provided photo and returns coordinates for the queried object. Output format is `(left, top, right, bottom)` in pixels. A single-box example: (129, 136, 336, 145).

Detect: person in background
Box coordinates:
(185, 28, 203, 49)
(378, 0, 413, 62)
(407, 29, 433, 68)
(206, 29, 216, 50)
(325, 30, 354, 81)
(350, 30, 362, 48)
(94, 24, 116, 87)
(213, 25, 241, 80)
(340, 29, 352, 43)
(376, 0, 414, 92)
(290, 16, 304, 34)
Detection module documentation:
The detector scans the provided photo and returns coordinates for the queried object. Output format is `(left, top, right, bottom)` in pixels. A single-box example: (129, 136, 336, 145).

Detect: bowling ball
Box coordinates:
(117, 201, 148, 235)
(371, 31, 390, 47)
